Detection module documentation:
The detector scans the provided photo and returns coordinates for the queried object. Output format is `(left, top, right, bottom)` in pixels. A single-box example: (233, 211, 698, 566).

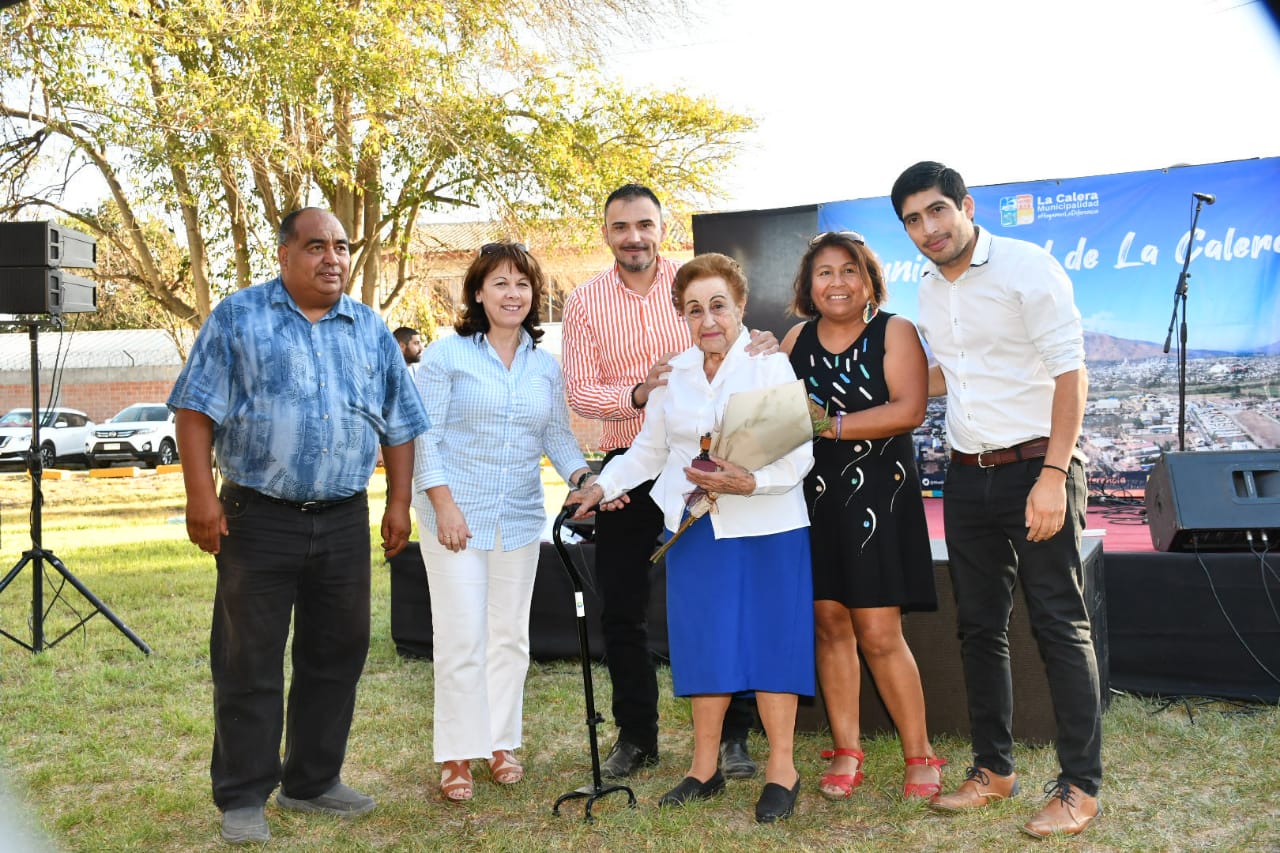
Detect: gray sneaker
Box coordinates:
(276, 782, 375, 817)
(220, 806, 269, 844)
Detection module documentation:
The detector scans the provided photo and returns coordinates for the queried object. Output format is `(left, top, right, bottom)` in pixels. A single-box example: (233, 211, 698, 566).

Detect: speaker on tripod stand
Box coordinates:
(0, 221, 149, 654)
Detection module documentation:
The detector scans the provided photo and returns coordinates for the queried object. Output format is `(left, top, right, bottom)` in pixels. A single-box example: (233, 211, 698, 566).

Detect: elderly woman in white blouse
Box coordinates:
(413, 241, 591, 804)
(572, 252, 815, 824)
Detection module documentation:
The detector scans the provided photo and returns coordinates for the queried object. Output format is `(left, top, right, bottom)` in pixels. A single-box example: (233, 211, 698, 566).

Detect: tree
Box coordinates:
(0, 0, 753, 328)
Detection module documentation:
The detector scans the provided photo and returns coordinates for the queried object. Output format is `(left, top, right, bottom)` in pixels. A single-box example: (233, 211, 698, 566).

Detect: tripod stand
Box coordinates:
(0, 322, 150, 654)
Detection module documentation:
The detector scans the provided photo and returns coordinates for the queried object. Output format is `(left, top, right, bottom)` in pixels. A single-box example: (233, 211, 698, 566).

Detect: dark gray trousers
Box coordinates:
(210, 484, 371, 810)
(942, 457, 1102, 795)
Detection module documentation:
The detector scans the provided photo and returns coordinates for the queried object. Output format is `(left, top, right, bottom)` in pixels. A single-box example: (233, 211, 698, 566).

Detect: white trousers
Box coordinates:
(418, 522, 540, 762)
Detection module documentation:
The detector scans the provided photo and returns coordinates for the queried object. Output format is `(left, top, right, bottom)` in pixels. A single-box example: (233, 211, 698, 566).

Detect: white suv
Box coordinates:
(0, 407, 95, 468)
(85, 403, 180, 468)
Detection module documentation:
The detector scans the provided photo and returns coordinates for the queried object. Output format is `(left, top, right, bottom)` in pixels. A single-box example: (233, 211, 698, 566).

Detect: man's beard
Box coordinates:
(618, 256, 654, 274)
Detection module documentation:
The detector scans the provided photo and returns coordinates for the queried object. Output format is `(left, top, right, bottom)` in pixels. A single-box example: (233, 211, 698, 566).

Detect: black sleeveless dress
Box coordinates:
(788, 313, 936, 612)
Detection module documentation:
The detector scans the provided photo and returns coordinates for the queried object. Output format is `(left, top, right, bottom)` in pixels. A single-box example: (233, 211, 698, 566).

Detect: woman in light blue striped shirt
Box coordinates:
(412, 242, 591, 804)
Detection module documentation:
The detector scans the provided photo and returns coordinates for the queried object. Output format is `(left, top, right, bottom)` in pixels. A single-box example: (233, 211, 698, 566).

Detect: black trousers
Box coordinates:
(595, 448, 755, 751)
(210, 484, 372, 810)
(942, 457, 1102, 795)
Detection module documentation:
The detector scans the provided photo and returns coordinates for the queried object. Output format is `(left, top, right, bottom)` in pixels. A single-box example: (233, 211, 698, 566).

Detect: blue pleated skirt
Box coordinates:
(663, 514, 815, 697)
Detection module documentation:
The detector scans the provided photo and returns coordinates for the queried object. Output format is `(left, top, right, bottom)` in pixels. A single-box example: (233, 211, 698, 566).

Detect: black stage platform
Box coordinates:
(390, 535, 1280, 740)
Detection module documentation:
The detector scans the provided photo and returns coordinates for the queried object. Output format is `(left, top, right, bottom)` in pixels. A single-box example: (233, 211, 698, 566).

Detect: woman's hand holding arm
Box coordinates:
(570, 483, 604, 518)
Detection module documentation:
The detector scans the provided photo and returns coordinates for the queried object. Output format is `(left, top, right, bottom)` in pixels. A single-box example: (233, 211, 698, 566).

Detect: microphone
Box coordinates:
(1192, 192, 1216, 205)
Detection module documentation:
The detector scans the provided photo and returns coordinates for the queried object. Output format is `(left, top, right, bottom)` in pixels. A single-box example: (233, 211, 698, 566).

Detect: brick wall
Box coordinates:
(0, 377, 178, 424)
(568, 410, 603, 455)
(0, 372, 615, 459)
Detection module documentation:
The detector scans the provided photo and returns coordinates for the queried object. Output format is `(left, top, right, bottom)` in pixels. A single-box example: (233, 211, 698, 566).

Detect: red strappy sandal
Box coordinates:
(819, 747, 865, 800)
(903, 755, 947, 799)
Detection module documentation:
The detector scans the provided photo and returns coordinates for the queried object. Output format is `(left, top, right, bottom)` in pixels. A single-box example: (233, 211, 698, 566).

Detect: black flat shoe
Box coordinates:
(659, 771, 726, 807)
(755, 777, 800, 823)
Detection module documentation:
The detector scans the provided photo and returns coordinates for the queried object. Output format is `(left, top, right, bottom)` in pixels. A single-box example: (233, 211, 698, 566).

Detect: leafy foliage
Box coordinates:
(0, 0, 753, 327)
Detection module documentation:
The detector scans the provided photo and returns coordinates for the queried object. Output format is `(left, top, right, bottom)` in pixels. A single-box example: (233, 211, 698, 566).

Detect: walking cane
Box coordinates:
(549, 505, 637, 822)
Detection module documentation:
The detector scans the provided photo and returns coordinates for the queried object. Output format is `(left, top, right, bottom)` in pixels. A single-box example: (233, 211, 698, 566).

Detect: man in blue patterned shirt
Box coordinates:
(168, 207, 430, 845)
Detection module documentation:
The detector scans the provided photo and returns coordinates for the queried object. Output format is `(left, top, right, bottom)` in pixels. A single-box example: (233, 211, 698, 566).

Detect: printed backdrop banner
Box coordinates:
(817, 158, 1280, 496)
(818, 157, 1280, 353)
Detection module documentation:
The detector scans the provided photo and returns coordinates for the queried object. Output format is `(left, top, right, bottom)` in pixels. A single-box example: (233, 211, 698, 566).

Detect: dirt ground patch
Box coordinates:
(1232, 409, 1280, 448)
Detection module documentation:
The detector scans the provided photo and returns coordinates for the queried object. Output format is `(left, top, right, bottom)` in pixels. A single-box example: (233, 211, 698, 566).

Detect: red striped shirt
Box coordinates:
(562, 257, 688, 451)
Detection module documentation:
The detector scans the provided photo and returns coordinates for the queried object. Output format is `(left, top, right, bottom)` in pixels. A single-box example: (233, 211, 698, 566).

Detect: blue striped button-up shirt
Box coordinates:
(412, 331, 587, 551)
(168, 277, 430, 502)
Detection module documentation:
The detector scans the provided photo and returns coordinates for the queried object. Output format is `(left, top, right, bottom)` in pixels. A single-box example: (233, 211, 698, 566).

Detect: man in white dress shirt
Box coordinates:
(890, 161, 1102, 839)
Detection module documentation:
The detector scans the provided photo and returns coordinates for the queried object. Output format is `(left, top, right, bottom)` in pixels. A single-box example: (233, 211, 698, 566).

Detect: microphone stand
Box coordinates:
(1161, 197, 1208, 452)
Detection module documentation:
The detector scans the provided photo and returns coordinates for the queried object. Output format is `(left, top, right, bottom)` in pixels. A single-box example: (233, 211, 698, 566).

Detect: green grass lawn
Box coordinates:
(0, 470, 1277, 851)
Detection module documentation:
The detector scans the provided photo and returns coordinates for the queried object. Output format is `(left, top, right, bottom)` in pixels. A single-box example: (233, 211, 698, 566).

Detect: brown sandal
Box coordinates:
(440, 760, 474, 802)
(488, 750, 524, 785)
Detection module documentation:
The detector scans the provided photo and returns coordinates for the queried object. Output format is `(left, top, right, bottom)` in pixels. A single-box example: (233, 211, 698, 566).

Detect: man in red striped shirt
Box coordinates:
(562, 183, 773, 781)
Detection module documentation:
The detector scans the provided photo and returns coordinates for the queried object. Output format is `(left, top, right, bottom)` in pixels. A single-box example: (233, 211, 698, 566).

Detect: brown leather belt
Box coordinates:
(950, 437, 1051, 468)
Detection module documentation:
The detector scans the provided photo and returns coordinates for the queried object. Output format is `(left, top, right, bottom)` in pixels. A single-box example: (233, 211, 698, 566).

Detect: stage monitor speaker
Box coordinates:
(0, 267, 98, 315)
(1146, 450, 1280, 552)
(0, 221, 97, 269)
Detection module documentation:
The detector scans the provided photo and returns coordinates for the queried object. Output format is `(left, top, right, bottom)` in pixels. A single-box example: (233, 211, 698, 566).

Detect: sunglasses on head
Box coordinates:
(479, 241, 528, 256)
(809, 230, 865, 246)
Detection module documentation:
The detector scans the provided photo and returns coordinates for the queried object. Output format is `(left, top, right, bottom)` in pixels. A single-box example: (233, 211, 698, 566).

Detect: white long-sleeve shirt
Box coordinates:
(916, 226, 1085, 454)
(594, 327, 813, 538)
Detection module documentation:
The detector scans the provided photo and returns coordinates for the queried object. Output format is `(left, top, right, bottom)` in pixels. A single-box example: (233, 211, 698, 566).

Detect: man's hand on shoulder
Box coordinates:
(745, 328, 779, 357)
(633, 353, 676, 408)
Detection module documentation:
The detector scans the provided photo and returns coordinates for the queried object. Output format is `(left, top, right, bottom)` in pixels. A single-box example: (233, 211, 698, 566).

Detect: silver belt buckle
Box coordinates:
(977, 450, 994, 468)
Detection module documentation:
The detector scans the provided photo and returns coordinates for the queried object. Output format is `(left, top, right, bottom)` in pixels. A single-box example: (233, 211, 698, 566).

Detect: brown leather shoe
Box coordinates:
(1020, 781, 1101, 838)
(929, 765, 1019, 812)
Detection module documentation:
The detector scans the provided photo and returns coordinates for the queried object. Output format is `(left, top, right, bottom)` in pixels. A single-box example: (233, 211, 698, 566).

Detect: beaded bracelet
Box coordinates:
(835, 411, 843, 441)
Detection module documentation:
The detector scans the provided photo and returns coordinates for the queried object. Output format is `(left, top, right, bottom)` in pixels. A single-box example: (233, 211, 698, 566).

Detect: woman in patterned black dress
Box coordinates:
(781, 231, 943, 801)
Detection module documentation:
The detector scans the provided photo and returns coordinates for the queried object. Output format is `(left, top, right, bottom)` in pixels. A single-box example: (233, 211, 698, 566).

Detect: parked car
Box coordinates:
(85, 403, 180, 469)
(0, 407, 95, 468)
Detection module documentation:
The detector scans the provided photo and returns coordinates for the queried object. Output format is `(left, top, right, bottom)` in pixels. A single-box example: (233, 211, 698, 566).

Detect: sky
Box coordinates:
(602, 0, 1280, 212)
(17, 0, 1280, 226)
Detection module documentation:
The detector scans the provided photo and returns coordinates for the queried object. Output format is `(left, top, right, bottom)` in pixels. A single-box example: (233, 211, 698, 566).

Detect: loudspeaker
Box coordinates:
(0, 221, 97, 268)
(1145, 450, 1280, 552)
(0, 267, 99, 315)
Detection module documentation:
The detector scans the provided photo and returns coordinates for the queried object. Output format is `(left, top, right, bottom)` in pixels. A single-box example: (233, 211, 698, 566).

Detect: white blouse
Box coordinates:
(594, 327, 813, 539)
